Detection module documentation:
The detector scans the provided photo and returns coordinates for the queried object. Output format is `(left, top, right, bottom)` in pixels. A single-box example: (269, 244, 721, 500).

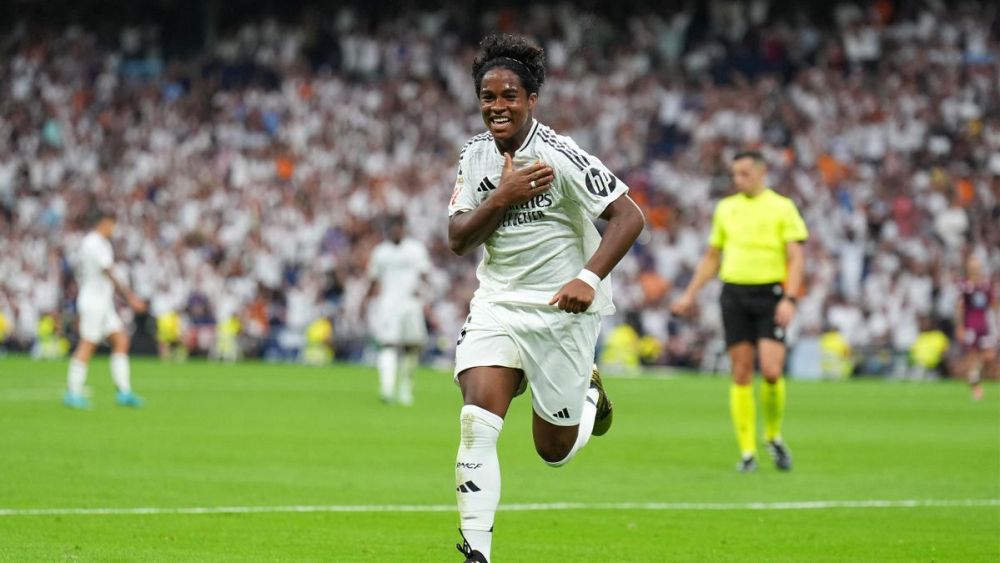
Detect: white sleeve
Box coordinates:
(98, 240, 113, 270)
(78, 239, 92, 269)
(447, 152, 477, 217)
(559, 149, 628, 220)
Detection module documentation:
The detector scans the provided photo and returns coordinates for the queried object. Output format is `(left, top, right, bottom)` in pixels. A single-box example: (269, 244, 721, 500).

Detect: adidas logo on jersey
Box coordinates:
(552, 408, 570, 419)
(476, 177, 497, 193)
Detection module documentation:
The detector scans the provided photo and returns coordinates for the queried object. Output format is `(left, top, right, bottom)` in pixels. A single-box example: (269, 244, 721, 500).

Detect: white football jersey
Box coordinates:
(78, 231, 114, 305)
(367, 237, 431, 304)
(448, 119, 628, 315)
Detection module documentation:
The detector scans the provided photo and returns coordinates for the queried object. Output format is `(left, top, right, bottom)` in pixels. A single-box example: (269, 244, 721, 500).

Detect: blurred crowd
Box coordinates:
(0, 1, 997, 376)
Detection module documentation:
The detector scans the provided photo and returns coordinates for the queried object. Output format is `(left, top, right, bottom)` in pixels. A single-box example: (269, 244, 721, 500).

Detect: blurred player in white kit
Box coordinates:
(64, 210, 146, 409)
(363, 215, 431, 405)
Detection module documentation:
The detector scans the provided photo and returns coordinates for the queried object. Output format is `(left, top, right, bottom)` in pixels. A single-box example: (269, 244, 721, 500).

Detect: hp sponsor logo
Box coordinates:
(584, 167, 616, 197)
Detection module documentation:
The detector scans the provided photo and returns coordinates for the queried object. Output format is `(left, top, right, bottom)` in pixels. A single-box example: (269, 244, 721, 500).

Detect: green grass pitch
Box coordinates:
(0, 356, 997, 562)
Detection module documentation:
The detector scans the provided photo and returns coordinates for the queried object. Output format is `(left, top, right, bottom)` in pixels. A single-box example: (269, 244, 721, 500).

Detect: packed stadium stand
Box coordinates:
(0, 1, 996, 377)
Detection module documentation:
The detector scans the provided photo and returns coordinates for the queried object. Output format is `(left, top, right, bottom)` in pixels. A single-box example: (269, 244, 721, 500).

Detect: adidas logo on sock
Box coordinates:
(456, 481, 481, 493)
(552, 408, 570, 419)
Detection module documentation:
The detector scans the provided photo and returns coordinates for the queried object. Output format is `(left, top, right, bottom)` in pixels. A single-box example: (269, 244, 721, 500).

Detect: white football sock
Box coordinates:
(110, 353, 131, 393)
(456, 405, 503, 562)
(544, 387, 599, 468)
(67, 359, 88, 395)
(376, 348, 398, 401)
(398, 351, 417, 405)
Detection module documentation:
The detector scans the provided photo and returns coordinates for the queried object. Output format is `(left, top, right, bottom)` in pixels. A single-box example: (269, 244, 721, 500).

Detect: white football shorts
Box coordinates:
(77, 299, 124, 343)
(373, 297, 427, 346)
(453, 300, 600, 426)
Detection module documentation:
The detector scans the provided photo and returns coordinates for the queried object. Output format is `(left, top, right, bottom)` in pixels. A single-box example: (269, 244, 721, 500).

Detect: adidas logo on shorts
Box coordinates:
(552, 408, 570, 419)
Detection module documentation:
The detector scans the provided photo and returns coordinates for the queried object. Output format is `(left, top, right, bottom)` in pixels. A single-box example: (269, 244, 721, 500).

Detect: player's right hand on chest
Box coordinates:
(494, 153, 554, 206)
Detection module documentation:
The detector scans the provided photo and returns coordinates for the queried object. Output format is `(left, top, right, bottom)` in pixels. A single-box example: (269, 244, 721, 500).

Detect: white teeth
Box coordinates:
(492, 117, 510, 124)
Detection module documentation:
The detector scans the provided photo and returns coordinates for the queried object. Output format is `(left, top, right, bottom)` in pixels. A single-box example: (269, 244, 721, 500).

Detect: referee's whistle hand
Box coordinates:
(774, 299, 796, 327)
(670, 294, 695, 317)
(128, 295, 148, 314)
(549, 280, 594, 314)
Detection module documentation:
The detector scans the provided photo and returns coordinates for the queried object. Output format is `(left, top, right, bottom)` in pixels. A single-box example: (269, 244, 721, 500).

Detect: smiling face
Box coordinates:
(479, 67, 537, 151)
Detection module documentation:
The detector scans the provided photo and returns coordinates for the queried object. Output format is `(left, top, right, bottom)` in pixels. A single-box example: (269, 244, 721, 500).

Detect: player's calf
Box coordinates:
(455, 405, 502, 562)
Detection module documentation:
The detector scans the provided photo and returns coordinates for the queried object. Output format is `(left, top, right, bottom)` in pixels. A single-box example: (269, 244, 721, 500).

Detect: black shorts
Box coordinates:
(720, 282, 786, 347)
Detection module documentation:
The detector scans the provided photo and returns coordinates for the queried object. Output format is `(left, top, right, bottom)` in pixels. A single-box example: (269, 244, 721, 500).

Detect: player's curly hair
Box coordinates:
(471, 34, 546, 95)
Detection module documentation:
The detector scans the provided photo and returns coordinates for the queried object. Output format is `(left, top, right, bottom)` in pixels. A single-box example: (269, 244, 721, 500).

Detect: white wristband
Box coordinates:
(575, 269, 602, 291)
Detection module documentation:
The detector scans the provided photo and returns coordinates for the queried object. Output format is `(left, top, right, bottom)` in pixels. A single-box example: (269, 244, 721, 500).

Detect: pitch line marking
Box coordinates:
(0, 499, 996, 517)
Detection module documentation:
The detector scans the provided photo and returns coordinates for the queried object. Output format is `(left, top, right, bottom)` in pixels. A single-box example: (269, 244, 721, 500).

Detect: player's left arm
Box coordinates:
(588, 196, 645, 278)
(415, 243, 434, 301)
(991, 284, 1000, 342)
(362, 279, 380, 314)
(775, 201, 808, 327)
(775, 241, 804, 327)
(550, 194, 645, 314)
(954, 288, 967, 345)
(104, 267, 146, 313)
(362, 249, 383, 315)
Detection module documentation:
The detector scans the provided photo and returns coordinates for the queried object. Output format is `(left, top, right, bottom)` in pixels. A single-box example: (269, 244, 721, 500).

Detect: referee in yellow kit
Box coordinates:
(672, 150, 808, 472)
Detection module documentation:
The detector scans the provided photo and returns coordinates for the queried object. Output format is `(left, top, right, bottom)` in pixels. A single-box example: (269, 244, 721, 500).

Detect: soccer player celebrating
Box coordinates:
(64, 210, 146, 409)
(447, 34, 644, 562)
(671, 150, 807, 472)
(955, 255, 997, 401)
(363, 215, 432, 406)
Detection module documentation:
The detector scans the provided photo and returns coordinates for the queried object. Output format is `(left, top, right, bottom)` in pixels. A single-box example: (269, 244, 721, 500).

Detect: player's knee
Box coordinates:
(730, 359, 754, 379)
(731, 366, 754, 385)
(760, 362, 782, 382)
(538, 447, 571, 467)
(535, 440, 573, 466)
(73, 341, 95, 362)
(732, 374, 753, 386)
(459, 405, 502, 448)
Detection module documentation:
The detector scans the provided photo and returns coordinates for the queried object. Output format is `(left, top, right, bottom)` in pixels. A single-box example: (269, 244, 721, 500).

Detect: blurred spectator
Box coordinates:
(32, 313, 69, 360)
(909, 317, 950, 380)
(820, 329, 853, 379)
(214, 316, 242, 363)
(303, 316, 334, 366)
(156, 311, 187, 361)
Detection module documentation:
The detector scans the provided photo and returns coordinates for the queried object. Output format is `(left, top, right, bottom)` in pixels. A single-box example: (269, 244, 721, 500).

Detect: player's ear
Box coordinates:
(526, 92, 537, 111)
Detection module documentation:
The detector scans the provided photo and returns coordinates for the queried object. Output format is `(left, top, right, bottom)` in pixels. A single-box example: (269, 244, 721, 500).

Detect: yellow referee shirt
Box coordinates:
(708, 188, 808, 284)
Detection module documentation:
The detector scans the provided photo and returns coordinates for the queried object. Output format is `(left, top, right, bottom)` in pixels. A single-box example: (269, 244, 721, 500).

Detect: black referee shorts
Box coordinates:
(720, 282, 786, 347)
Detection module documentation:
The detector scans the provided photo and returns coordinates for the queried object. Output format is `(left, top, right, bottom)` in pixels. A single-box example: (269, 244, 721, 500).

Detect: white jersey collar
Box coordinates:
(493, 119, 539, 156)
